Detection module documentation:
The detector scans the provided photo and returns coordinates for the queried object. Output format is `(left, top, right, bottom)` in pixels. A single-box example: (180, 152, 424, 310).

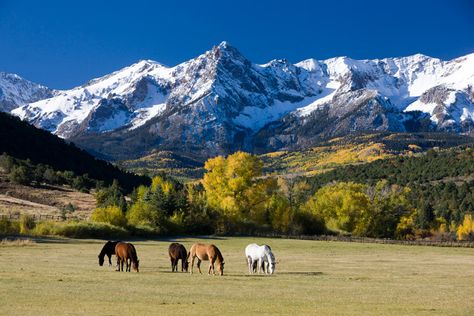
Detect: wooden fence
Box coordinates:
(0, 213, 81, 222)
(246, 233, 474, 248)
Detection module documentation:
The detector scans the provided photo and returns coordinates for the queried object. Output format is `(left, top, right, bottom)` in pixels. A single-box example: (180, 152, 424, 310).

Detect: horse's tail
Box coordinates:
(187, 243, 196, 260)
(130, 244, 138, 262)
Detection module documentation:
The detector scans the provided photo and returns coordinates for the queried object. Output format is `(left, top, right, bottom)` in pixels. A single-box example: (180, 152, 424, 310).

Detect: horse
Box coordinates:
(168, 243, 189, 272)
(115, 242, 139, 272)
(98, 240, 121, 266)
(245, 243, 276, 275)
(187, 243, 225, 276)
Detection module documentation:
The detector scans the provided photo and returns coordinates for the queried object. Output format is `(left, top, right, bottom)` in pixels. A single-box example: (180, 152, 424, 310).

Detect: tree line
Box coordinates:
(89, 149, 474, 241)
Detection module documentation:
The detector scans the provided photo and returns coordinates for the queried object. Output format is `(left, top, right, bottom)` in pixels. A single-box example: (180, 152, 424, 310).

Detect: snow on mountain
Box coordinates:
(12, 60, 172, 137)
(0, 72, 54, 112)
(7, 42, 474, 158)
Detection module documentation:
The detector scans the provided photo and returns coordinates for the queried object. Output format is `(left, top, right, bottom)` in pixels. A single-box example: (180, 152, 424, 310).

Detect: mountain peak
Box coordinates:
(211, 41, 247, 62)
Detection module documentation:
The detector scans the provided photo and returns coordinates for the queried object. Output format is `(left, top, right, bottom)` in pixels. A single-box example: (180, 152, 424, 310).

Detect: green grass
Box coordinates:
(0, 237, 473, 315)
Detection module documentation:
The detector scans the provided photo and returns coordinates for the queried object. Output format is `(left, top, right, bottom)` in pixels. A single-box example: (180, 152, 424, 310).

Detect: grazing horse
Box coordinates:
(168, 243, 189, 272)
(245, 243, 276, 275)
(98, 240, 121, 266)
(115, 242, 139, 272)
(188, 243, 225, 276)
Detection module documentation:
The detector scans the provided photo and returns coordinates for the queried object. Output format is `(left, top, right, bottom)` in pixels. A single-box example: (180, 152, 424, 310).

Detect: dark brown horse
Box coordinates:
(168, 243, 189, 272)
(188, 243, 224, 276)
(98, 240, 121, 266)
(115, 242, 139, 272)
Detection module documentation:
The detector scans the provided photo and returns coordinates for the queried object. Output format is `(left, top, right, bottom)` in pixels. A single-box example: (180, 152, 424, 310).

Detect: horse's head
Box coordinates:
(268, 261, 276, 274)
(133, 259, 139, 272)
(184, 260, 189, 272)
(218, 261, 225, 276)
(98, 255, 104, 266)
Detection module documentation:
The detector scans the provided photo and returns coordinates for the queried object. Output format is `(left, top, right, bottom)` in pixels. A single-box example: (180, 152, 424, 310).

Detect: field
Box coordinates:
(1, 237, 473, 315)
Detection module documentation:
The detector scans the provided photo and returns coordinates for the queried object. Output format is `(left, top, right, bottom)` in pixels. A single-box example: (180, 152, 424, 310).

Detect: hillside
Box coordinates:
(306, 142, 474, 190)
(0, 172, 95, 220)
(119, 132, 474, 181)
(0, 112, 149, 192)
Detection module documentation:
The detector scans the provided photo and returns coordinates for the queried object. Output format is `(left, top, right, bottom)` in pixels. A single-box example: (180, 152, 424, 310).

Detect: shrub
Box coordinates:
(32, 221, 57, 236)
(293, 210, 326, 235)
(10, 165, 33, 185)
(19, 214, 36, 234)
(126, 201, 161, 227)
(33, 221, 128, 239)
(56, 221, 128, 238)
(0, 217, 20, 236)
(91, 205, 127, 227)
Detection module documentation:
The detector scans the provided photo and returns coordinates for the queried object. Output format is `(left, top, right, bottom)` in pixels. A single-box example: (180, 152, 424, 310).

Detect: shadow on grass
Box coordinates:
(223, 271, 323, 278)
(277, 271, 323, 276)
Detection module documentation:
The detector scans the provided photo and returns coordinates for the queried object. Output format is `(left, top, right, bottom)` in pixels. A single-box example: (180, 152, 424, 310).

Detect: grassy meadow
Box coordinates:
(0, 237, 473, 315)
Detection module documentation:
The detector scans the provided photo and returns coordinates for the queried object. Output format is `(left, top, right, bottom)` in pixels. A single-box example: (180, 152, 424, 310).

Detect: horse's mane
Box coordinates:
(263, 245, 275, 263)
(214, 246, 224, 263)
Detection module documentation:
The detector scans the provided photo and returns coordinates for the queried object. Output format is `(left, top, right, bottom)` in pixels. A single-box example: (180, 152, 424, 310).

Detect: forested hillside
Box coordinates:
(0, 112, 149, 192)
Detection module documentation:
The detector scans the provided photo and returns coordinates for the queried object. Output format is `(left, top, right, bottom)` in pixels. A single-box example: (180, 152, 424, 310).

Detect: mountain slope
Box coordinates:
(0, 112, 149, 192)
(9, 43, 474, 159)
(0, 72, 54, 112)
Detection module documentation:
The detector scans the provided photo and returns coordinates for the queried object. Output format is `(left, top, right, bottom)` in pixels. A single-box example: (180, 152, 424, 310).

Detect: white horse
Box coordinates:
(245, 243, 276, 275)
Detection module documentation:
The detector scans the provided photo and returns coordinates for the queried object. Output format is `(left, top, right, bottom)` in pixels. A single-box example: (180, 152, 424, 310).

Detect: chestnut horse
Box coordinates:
(98, 240, 120, 266)
(168, 243, 189, 272)
(115, 242, 139, 272)
(188, 243, 224, 276)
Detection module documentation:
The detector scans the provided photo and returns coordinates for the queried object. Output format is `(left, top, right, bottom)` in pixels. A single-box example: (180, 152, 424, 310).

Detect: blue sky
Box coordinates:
(1, 0, 473, 89)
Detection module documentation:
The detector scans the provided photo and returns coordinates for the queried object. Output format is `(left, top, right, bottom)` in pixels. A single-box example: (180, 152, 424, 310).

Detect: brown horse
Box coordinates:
(187, 243, 224, 276)
(168, 243, 189, 272)
(115, 242, 139, 272)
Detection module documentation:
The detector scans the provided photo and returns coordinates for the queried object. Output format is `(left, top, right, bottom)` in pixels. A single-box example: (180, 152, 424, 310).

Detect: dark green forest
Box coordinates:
(0, 112, 149, 192)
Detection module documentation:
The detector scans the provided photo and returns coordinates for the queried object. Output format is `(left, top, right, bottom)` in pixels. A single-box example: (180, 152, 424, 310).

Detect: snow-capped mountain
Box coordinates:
(8, 42, 474, 159)
(0, 72, 54, 112)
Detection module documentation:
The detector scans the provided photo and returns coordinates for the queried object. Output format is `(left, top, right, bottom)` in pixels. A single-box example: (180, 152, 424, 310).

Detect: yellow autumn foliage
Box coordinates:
(456, 214, 474, 241)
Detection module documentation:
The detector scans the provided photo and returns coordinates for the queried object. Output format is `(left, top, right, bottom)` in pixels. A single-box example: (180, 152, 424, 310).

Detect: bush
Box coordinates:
(33, 221, 128, 239)
(32, 221, 57, 236)
(56, 221, 128, 238)
(128, 224, 162, 237)
(19, 214, 36, 234)
(91, 205, 127, 227)
(0, 217, 20, 236)
(293, 211, 327, 235)
(126, 201, 161, 227)
(10, 165, 33, 185)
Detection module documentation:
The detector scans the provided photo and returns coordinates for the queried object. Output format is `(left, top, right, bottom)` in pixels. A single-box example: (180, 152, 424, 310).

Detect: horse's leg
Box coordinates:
(208, 258, 214, 275)
(126, 258, 130, 272)
(116, 257, 120, 271)
(212, 258, 216, 275)
(108, 254, 112, 266)
(258, 258, 263, 274)
(190, 255, 195, 274)
(197, 259, 202, 274)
